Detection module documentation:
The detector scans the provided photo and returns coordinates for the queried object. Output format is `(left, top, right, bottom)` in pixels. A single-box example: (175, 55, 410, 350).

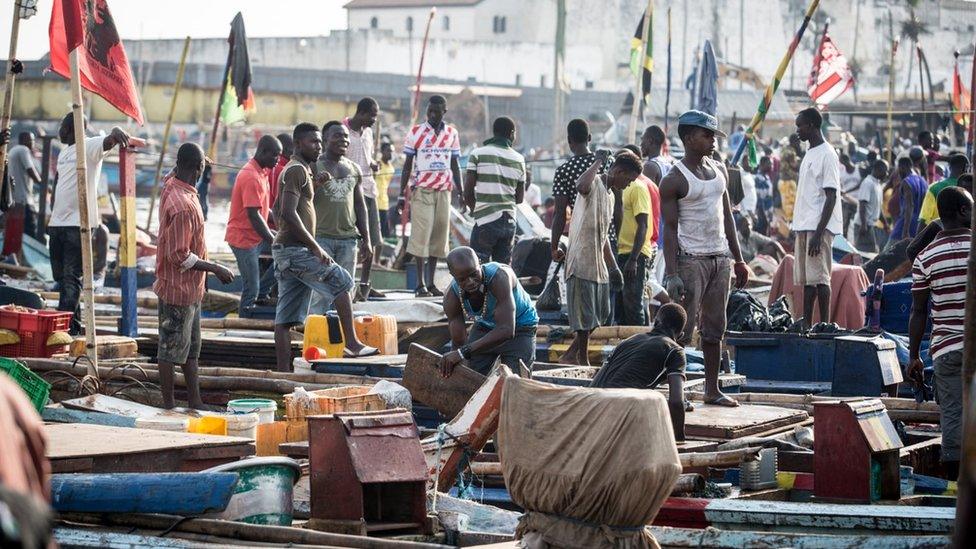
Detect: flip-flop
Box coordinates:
(704, 395, 740, 407)
(344, 346, 379, 358)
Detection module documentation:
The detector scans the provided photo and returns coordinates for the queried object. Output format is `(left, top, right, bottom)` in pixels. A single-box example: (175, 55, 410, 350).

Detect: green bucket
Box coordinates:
(204, 457, 301, 525)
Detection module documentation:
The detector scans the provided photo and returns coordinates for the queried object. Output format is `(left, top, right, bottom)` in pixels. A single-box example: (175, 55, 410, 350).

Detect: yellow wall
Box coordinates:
(11, 79, 355, 127)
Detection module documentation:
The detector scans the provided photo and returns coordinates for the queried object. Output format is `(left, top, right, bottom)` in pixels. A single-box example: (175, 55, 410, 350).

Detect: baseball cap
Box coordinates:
(677, 110, 727, 138)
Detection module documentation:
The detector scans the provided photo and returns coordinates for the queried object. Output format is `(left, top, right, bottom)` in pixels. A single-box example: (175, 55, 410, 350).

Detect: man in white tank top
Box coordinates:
(660, 111, 751, 408)
(640, 125, 673, 185)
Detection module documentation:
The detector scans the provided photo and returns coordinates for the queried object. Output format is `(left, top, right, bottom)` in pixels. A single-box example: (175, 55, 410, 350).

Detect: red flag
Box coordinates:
(953, 59, 971, 128)
(807, 28, 854, 106)
(49, 0, 144, 124)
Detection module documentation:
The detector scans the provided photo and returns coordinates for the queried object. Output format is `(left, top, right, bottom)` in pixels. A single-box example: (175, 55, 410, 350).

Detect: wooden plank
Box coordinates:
(69, 335, 139, 359)
(61, 394, 181, 420)
(402, 344, 485, 418)
(683, 404, 809, 440)
(50, 473, 238, 514)
(46, 424, 254, 460)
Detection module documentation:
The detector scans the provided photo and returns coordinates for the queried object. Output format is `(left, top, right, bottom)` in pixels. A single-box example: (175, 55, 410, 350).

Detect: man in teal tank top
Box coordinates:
(441, 246, 539, 376)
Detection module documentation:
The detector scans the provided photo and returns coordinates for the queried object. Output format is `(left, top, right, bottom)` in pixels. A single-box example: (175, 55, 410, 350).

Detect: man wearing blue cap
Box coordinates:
(660, 110, 750, 407)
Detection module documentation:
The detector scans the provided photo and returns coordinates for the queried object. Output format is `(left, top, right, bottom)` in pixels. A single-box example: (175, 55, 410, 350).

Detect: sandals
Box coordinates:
(704, 394, 740, 407)
(415, 286, 432, 297)
(344, 345, 379, 358)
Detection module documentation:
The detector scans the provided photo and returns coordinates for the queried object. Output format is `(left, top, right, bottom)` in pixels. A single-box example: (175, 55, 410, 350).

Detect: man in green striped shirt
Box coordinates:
(463, 116, 527, 264)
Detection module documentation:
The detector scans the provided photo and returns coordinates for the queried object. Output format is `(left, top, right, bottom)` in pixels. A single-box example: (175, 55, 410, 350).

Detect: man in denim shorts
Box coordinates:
(272, 123, 376, 372)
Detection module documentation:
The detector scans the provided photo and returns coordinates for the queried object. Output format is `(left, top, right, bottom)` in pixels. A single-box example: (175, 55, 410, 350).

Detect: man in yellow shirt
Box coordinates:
(612, 151, 653, 325)
(374, 142, 396, 240)
(918, 154, 969, 229)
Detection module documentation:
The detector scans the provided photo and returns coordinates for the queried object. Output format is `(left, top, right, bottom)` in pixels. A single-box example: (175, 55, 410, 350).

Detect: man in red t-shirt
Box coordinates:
(225, 135, 282, 314)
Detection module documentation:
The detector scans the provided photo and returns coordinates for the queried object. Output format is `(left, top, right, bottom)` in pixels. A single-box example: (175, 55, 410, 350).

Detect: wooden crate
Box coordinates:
(284, 386, 386, 422)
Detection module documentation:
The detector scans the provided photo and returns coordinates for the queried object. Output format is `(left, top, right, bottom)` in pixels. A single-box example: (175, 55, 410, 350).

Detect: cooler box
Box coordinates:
(726, 332, 836, 383)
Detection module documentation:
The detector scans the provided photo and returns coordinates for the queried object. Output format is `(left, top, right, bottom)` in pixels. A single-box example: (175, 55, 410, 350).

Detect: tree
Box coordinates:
(900, 0, 931, 96)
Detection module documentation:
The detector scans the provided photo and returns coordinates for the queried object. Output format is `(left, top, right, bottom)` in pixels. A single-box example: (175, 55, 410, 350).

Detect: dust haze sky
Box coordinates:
(0, 0, 348, 61)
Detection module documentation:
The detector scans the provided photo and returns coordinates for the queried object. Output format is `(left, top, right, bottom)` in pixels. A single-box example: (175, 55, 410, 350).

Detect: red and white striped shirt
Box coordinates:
(153, 176, 208, 306)
(912, 228, 971, 359)
(402, 121, 461, 191)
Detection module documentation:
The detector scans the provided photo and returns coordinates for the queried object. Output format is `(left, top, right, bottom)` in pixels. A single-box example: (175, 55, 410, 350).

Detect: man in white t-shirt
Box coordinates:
(49, 113, 130, 333)
(791, 107, 841, 329)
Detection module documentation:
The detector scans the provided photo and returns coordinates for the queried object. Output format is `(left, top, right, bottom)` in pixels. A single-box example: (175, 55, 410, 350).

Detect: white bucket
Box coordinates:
(227, 399, 277, 424)
(135, 416, 189, 432)
(223, 412, 260, 439)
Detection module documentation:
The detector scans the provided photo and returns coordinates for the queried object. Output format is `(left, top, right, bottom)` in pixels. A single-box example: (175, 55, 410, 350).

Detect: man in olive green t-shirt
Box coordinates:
(308, 121, 372, 314)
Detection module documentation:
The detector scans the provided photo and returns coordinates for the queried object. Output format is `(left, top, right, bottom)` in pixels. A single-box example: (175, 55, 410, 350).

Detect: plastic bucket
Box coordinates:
(228, 398, 277, 424)
(188, 416, 228, 436)
(135, 416, 189, 432)
(223, 412, 260, 439)
(204, 457, 301, 525)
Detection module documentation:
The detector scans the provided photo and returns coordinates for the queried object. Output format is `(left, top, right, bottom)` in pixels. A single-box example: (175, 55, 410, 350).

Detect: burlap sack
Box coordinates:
(497, 375, 681, 549)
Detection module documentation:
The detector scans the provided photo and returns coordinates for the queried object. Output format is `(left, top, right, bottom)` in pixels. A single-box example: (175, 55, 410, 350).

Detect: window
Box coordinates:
(443, 15, 450, 31)
(406, 16, 414, 32)
(370, 17, 378, 29)
(492, 16, 507, 34)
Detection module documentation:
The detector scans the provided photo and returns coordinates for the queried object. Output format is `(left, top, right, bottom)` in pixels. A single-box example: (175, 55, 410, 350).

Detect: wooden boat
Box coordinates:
(421, 362, 507, 491)
(50, 472, 239, 514)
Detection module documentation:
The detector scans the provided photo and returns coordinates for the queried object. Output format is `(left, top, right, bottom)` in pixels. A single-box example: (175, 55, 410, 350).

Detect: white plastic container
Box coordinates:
(223, 412, 260, 439)
(135, 416, 189, 432)
(227, 398, 277, 424)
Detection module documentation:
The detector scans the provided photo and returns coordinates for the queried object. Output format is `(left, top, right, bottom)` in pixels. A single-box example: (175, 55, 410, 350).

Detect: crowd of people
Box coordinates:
(4, 92, 973, 463)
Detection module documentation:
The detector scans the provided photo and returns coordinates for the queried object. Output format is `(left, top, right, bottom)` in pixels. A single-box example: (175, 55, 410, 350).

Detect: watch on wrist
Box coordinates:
(459, 344, 473, 360)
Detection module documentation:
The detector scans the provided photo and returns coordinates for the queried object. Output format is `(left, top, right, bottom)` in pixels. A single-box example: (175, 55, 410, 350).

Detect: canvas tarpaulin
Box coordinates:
(497, 376, 681, 548)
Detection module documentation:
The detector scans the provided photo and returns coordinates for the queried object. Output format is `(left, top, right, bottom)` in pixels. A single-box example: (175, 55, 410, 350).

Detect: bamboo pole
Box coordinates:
(731, 0, 821, 165)
(679, 447, 762, 469)
(0, 0, 23, 171)
(671, 473, 706, 494)
(409, 8, 437, 127)
(885, 13, 898, 166)
(628, 0, 653, 145)
(144, 36, 191, 231)
(68, 49, 99, 376)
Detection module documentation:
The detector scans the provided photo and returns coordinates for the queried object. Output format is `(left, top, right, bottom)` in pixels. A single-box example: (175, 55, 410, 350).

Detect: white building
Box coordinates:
(117, 0, 975, 98)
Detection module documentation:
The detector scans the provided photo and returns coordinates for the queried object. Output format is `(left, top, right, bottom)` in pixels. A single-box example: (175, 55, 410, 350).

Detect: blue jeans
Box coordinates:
(273, 245, 354, 326)
(230, 242, 276, 314)
(308, 236, 358, 315)
(470, 214, 516, 264)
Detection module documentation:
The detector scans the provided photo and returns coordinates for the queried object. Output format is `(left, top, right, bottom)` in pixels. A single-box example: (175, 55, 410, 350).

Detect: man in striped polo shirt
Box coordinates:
(463, 116, 526, 264)
(909, 186, 973, 477)
(398, 95, 462, 297)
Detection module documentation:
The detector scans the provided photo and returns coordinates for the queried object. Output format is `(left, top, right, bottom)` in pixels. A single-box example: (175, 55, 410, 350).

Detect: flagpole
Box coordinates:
(969, 43, 976, 161)
(0, 0, 25, 172)
(628, 0, 653, 145)
(916, 44, 925, 130)
(731, 0, 821, 165)
(144, 36, 191, 232)
(885, 11, 898, 167)
(664, 6, 672, 142)
(409, 8, 437, 127)
(68, 48, 99, 375)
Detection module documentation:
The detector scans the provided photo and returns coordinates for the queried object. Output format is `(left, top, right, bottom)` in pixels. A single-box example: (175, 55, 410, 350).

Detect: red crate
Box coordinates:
(0, 306, 72, 334)
(0, 331, 69, 358)
(0, 306, 73, 358)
